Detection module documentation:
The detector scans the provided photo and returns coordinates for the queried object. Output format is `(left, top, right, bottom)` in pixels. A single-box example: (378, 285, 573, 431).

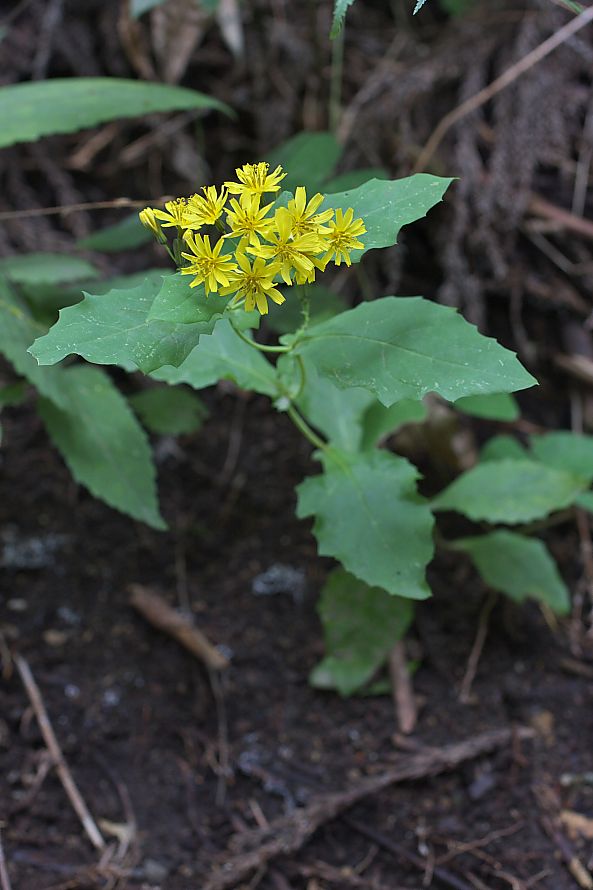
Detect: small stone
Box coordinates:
(43, 629, 68, 647)
(7, 598, 28, 612)
(251, 563, 306, 603)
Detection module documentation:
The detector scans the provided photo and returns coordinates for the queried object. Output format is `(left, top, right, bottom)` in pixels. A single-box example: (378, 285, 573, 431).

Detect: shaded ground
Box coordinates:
(1, 395, 592, 889)
(1, 0, 593, 887)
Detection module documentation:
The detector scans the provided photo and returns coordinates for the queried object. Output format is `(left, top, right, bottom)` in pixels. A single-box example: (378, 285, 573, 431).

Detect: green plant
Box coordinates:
(0, 74, 228, 524)
(27, 133, 577, 691)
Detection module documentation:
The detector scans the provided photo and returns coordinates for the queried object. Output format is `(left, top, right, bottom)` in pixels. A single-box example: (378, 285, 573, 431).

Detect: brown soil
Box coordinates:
(1, 0, 593, 887)
(1, 394, 593, 890)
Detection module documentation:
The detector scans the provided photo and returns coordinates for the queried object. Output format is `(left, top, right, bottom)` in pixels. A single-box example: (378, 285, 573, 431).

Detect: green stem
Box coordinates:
(230, 319, 292, 354)
(291, 355, 307, 401)
(287, 404, 328, 452)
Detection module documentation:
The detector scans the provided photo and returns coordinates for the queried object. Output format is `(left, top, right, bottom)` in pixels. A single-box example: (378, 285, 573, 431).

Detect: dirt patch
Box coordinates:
(1, 396, 592, 889)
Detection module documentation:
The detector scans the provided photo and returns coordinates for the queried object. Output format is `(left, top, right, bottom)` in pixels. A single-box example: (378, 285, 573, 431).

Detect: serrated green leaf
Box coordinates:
(531, 432, 593, 483)
(310, 568, 414, 696)
(0, 276, 71, 408)
(0, 77, 231, 149)
(319, 174, 453, 262)
(20, 268, 169, 328)
(455, 392, 519, 421)
(266, 132, 342, 193)
(153, 319, 278, 396)
(0, 253, 98, 285)
(29, 276, 218, 374)
(454, 531, 569, 614)
(413, 0, 430, 12)
(282, 357, 373, 451)
(291, 297, 536, 408)
(129, 386, 207, 435)
(38, 364, 165, 529)
(331, 0, 356, 36)
(360, 399, 427, 450)
(297, 448, 434, 598)
(323, 167, 388, 194)
(266, 285, 345, 335)
(78, 214, 153, 253)
(434, 459, 585, 523)
(480, 434, 527, 462)
(147, 272, 229, 325)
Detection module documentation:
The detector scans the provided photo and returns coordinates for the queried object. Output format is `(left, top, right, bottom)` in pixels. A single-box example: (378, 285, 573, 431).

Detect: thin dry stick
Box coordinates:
(0, 830, 12, 890)
(204, 727, 532, 890)
(13, 654, 106, 852)
(0, 196, 173, 222)
(389, 639, 417, 735)
(129, 584, 229, 671)
(459, 592, 498, 704)
(414, 4, 593, 172)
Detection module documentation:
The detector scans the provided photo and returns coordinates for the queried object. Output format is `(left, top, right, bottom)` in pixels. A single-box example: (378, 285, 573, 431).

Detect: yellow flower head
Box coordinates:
(225, 162, 287, 198)
(139, 207, 166, 243)
(319, 207, 366, 268)
(249, 207, 325, 286)
(286, 187, 333, 237)
(185, 186, 228, 229)
(224, 193, 275, 247)
(181, 233, 237, 295)
(152, 198, 190, 229)
(220, 251, 285, 315)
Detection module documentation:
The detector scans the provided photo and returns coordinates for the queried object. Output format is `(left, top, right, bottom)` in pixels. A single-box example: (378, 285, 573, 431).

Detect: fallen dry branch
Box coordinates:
(204, 727, 531, 890)
(13, 654, 106, 852)
(129, 584, 229, 672)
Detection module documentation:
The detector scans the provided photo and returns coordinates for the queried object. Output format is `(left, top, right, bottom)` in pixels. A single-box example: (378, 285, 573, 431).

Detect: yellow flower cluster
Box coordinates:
(139, 162, 366, 315)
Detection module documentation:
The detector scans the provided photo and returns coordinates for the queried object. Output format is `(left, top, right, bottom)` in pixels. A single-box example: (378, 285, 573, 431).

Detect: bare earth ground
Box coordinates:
(1, 393, 592, 890)
(1, 0, 593, 887)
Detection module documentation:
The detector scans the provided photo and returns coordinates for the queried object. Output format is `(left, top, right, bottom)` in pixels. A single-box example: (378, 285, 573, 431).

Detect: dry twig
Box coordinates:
(13, 654, 106, 851)
(204, 727, 532, 890)
(459, 592, 498, 704)
(129, 584, 229, 671)
(415, 4, 593, 172)
(388, 639, 417, 734)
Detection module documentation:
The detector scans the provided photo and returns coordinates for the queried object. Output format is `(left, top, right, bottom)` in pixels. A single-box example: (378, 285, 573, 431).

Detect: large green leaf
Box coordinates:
(38, 365, 165, 529)
(266, 132, 341, 194)
(310, 569, 414, 696)
(284, 357, 374, 451)
(479, 434, 527, 463)
(455, 392, 519, 422)
(129, 386, 207, 435)
(531, 432, 593, 483)
(154, 319, 278, 397)
(0, 277, 71, 408)
(454, 531, 569, 614)
(434, 459, 585, 523)
(319, 175, 453, 262)
(297, 449, 434, 599)
(290, 297, 536, 407)
(0, 253, 98, 285)
(29, 276, 218, 374)
(323, 168, 388, 194)
(78, 214, 152, 253)
(360, 399, 427, 450)
(0, 78, 231, 148)
(266, 285, 346, 335)
(147, 273, 229, 325)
